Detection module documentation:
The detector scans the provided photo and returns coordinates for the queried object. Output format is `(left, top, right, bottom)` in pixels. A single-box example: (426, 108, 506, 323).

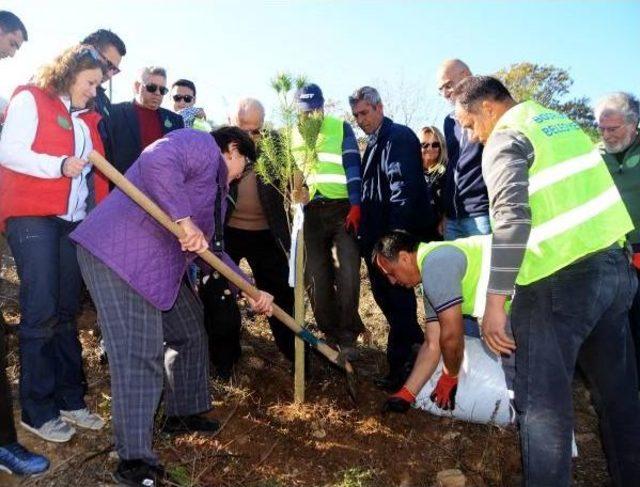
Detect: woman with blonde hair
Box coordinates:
(420, 125, 448, 231)
(0, 44, 108, 443)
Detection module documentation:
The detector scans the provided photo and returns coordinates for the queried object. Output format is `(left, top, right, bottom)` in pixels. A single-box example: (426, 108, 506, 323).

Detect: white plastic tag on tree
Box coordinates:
(288, 204, 305, 287)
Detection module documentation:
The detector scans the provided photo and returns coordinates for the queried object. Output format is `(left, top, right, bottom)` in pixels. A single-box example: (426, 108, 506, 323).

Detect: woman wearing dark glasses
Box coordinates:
(420, 125, 448, 236)
(0, 44, 109, 443)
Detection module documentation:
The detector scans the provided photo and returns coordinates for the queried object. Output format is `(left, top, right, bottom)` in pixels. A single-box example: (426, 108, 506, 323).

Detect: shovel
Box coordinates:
(87, 150, 358, 403)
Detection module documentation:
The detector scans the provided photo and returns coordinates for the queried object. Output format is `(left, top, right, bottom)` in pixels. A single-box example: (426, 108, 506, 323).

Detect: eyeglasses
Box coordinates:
(438, 81, 454, 94)
(172, 94, 194, 103)
(145, 83, 169, 95)
(421, 142, 441, 150)
(96, 50, 121, 75)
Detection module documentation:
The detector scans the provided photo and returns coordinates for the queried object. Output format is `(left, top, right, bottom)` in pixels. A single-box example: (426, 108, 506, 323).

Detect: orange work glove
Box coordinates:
(344, 204, 361, 234)
(430, 372, 458, 410)
(382, 385, 416, 413)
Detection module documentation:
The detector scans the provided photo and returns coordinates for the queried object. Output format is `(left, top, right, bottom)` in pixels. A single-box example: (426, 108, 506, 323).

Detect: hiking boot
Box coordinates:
(0, 442, 49, 476)
(161, 413, 220, 435)
(20, 417, 75, 443)
(114, 459, 164, 487)
(60, 407, 105, 430)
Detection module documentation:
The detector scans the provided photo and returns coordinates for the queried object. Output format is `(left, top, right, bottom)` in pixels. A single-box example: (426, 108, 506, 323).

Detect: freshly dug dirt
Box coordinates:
(0, 260, 607, 486)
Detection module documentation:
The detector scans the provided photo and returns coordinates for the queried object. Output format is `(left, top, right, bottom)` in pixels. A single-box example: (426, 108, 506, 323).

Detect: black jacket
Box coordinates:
(94, 86, 114, 163)
(360, 117, 437, 251)
(110, 101, 184, 175)
(442, 114, 489, 219)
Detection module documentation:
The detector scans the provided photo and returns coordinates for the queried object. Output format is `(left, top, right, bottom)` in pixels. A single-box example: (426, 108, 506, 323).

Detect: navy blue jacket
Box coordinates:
(360, 117, 437, 252)
(442, 114, 489, 219)
(110, 101, 184, 175)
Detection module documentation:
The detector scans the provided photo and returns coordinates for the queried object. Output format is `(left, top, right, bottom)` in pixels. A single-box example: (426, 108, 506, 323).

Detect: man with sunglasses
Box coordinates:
(81, 29, 126, 168)
(171, 79, 210, 131)
(110, 66, 183, 175)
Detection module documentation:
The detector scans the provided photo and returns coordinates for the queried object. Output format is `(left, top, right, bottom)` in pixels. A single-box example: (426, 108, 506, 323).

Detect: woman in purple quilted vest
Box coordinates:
(71, 127, 273, 486)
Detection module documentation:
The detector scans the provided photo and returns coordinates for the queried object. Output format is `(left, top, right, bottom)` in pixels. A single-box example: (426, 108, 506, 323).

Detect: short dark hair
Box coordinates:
(453, 76, 513, 111)
(371, 230, 420, 264)
(0, 11, 27, 40)
(212, 126, 257, 162)
(172, 79, 196, 97)
(81, 29, 126, 56)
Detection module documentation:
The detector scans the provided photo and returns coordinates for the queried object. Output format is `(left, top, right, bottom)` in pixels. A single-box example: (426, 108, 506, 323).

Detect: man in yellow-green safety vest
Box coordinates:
(372, 231, 514, 414)
(292, 83, 364, 355)
(453, 76, 640, 487)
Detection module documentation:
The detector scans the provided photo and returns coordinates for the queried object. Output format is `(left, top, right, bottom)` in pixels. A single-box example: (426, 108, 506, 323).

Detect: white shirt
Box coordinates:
(0, 90, 94, 221)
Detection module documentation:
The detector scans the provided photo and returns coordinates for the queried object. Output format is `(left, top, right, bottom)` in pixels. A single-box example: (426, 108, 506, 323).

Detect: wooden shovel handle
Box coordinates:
(87, 150, 351, 372)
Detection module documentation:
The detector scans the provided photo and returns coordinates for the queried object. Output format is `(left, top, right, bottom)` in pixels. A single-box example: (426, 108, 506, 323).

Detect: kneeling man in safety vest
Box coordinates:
(372, 231, 513, 413)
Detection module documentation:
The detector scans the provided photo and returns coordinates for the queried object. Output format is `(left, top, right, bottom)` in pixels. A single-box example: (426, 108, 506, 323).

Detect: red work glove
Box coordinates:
(345, 204, 361, 235)
(382, 386, 416, 414)
(430, 372, 458, 410)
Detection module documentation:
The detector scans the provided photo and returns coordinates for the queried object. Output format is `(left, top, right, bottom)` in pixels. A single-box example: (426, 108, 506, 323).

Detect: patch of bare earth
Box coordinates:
(0, 249, 608, 486)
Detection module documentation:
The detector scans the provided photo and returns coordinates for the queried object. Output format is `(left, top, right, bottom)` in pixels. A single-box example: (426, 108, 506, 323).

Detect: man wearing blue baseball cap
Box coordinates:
(292, 83, 364, 357)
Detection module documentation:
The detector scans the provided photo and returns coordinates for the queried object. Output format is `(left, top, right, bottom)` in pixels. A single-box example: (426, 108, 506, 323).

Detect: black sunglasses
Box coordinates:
(172, 94, 194, 103)
(421, 142, 441, 150)
(96, 51, 121, 75)
(145, 83, 169, 95)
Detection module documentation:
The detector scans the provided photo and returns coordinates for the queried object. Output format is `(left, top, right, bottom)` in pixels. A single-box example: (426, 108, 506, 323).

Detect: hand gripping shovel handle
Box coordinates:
(87, 150, 356, 392)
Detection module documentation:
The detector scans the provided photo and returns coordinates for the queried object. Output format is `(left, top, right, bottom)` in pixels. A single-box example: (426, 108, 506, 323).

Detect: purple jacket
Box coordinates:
(72, 128, 232, 310)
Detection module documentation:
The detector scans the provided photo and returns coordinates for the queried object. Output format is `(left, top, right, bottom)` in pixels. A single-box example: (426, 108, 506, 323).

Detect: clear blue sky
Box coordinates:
(1, 1, 638, 130)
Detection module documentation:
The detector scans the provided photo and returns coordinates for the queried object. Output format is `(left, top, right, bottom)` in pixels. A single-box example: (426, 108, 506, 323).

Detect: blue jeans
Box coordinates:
(512, 248, 640, 486)
(6, 217, 87, 427)
(443, 214, 491, 240)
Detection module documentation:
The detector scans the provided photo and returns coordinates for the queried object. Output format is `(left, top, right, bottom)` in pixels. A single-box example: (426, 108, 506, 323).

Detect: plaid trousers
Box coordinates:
(77, 246, 210, 464)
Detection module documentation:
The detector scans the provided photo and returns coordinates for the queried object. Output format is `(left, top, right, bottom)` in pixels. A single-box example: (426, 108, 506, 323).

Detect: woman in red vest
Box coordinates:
(0, 44, 108, 443)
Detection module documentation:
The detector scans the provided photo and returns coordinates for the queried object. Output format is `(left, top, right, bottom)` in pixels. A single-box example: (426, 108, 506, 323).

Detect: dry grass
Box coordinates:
(0, 242, 607, 486)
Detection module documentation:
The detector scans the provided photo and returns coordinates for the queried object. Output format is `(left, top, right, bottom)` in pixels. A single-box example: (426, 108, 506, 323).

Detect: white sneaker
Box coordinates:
(60, 408, 105, 430)
(20, 417, 76, 443)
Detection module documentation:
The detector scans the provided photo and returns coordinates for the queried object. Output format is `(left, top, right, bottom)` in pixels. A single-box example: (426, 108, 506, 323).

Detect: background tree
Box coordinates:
(495, 62, 597, 139)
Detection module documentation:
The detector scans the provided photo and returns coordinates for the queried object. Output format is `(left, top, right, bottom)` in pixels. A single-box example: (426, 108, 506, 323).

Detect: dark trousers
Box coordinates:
(6, 217, 87, 428)
(364, 256, 424, 375)
(303, 200, 363, 345)
(512, 248, 640, 487)
(628, 268, 640, 386)
(224, 227, 295, 361)
(0, 316, 17, 445)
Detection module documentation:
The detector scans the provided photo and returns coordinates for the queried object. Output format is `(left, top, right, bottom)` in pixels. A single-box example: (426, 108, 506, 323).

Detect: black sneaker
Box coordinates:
(161, 413, 220, 435)
(114, 459, 163, 486)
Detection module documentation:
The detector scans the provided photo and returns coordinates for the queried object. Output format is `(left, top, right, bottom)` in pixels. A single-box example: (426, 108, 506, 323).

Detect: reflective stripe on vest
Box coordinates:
(491, 101, 633, 285)
(416, 235, 493, 318)
(291, 115, 347, 200)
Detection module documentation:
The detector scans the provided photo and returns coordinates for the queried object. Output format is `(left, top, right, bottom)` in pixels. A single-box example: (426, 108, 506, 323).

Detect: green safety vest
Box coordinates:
(492, 101, 633, 285)
(291, 115, 347, 200)
(416, 235, 494, 318)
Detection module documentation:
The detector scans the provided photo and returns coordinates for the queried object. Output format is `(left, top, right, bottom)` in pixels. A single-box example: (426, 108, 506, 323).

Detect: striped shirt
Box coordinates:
(482, 129, 534, 295)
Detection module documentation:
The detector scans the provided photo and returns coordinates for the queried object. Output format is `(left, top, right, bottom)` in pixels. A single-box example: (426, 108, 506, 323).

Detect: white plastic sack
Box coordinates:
(415, 336, 514, 426)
